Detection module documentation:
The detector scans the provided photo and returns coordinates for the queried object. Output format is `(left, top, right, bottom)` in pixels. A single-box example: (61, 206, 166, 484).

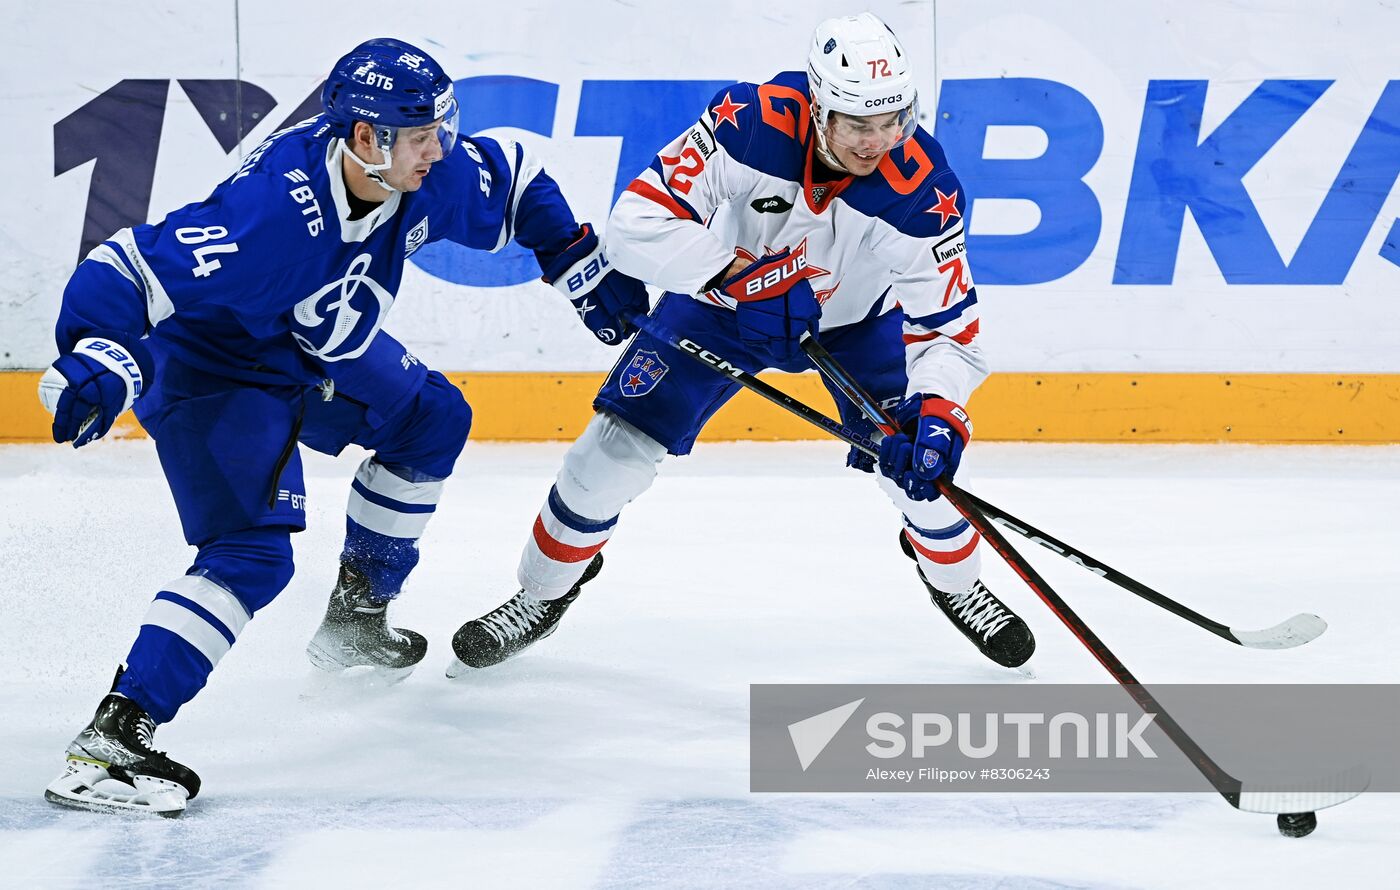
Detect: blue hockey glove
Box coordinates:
(37, 334, 153, 448)
(845, 415, 880, 473)
(877, 395, 972, 501)
(540, 224, 649, 345)
(720, 248, 822, 365)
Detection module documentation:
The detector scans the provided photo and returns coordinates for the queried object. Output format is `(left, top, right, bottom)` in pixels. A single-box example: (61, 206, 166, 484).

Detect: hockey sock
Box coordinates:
(120, 528, 292, 723)
(877, 472, 981, 592)
(518, 413, 664, 599)
(521, 484, 618, 599)
(342, 458, 445, 600)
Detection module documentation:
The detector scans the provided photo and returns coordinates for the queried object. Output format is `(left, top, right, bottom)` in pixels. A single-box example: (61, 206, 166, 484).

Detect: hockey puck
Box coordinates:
(1277, 812, 1317, 838)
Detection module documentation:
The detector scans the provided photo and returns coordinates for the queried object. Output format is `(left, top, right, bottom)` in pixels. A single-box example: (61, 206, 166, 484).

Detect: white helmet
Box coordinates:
(807, 13, 919, 167)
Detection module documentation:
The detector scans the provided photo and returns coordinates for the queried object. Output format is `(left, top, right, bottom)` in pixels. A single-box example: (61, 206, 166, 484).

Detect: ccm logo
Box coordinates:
(679, 340, 744, 378)
(865, 93, 904, 108)
(745, 255, 808, 297)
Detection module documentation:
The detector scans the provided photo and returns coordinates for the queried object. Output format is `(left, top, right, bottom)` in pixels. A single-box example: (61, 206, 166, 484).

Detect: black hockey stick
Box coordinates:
(796, 334, 1325, 651)
(624, 310, 1364, 818)
(620, 311, 882, 455)
(790, 333, 1365, 818)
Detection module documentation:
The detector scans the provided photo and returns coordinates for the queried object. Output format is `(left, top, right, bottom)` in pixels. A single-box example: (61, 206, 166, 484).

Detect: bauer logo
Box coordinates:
(751, 684, 1395, 793)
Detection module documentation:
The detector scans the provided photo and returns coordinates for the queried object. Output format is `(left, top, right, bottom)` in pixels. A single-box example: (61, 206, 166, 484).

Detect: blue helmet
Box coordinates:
(321, 37, 460, 147)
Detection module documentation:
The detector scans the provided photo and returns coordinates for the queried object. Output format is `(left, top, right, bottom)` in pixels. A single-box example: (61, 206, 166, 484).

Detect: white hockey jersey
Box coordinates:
(606, 71, 987, 405)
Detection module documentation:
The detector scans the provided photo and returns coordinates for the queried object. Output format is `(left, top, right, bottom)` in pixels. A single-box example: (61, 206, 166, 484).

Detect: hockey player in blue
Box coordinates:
(39, 38, 647, 816)
(448, 14, 1035, 677)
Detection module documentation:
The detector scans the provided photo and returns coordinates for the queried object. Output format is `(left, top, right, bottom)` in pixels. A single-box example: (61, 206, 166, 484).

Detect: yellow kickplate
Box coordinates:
(3, 370, 1398, 444)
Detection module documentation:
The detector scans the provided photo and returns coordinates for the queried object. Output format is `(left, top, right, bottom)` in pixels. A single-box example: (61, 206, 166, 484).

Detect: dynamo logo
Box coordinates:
(291, 253, 394, 362)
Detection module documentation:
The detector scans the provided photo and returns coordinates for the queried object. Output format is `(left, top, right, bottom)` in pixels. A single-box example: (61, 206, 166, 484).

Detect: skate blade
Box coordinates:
(306, 642, 418, 685)
(445, 656, 477, 679)
(45, 761, 187, 818)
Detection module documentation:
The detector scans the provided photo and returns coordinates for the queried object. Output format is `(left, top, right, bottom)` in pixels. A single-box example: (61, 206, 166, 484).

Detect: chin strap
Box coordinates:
(334, 138, 397, 193)
(815, 141, 848, 173)
(808, 102, 849, 173)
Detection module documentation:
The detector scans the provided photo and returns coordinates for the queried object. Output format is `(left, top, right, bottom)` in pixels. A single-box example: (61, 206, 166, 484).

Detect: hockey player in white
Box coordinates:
(450, 14, 1035, 674)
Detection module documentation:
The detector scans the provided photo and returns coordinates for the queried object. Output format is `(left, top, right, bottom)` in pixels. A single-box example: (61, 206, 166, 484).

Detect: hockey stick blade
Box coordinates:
(635, 319, 1363, 822)
(1228, 613, 1328, 650)
(793, 333, 1331, 652)
(1233, 764, 1370, 814)
(965, 496, 1329, 650)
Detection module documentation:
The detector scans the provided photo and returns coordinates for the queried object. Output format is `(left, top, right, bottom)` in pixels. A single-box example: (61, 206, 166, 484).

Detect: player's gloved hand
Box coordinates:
(540, 224, 648, 345)
(846, 415, 880, 473)
(877, 394, 972, 501)
(720, 249, 822, 365)
(37, 334, 153, 448)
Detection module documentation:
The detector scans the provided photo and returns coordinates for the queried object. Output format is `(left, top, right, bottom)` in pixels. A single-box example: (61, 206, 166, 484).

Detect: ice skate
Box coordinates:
(448, 554, 603, 675)
(306, 563, 427, 682)
(900, 533, 1035, 668)
(45, 681, 200, 818)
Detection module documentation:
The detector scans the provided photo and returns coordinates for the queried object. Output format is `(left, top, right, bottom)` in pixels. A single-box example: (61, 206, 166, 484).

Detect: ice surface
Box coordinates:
(1, 440, 1396, 888)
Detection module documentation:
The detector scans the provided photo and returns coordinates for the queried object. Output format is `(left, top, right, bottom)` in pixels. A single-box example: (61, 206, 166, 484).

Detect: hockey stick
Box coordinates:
(623, 310, 1364, 818)
(795, 335, 1326, 650)
(620, 311, 882, 456)
(789, 333, 1365, 818)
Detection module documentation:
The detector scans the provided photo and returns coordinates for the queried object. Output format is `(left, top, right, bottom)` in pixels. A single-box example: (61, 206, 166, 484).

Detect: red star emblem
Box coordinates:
(789, 238, 831, 285)
(625, 373, 645, 391)
(813, 280, 841, 307)
(924, 188, 961, 228)
(711, 91, 748, 130)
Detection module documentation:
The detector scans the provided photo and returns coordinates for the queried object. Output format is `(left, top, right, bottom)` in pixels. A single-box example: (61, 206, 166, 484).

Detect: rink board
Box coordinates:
(3, 370, 1398, 444)
(6, 1, 1400, 383)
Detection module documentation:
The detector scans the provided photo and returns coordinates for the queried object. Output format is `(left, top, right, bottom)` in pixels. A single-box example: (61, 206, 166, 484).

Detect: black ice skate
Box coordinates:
(900, 533, 1036, 668)
(305, 562, 427, 681)
(448, 554, 603, 675)
(45, 675, 201, 818)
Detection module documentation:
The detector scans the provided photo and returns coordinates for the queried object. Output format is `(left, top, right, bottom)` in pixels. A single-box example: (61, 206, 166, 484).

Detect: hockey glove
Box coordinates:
(540, 224, 649, 345)
(877, 395, 972, 502)
(845, 415, 880, 473)
(38, 334, 153, 448)
(721, 249, 822, 365)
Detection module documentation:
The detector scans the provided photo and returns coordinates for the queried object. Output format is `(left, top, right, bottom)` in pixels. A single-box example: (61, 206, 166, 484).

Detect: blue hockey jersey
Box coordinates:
(55, 115, 583, 411)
